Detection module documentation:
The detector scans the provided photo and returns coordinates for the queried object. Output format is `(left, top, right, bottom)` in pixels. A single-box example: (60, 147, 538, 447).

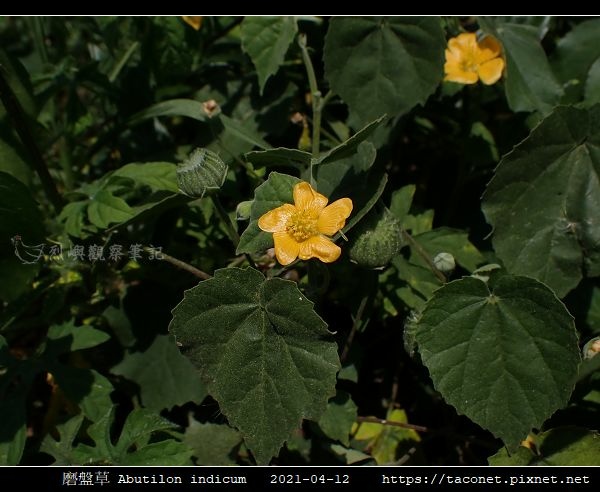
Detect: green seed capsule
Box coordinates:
(177, 148, 228, 198)
(348, 207, 402, 269)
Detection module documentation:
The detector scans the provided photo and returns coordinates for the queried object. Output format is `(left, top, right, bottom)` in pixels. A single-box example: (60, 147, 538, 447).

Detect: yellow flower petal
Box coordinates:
(447, 33, 477, 56)
(444, 32, 504, 86)
(444, 64, 478, 84)
(182, 16, 203, 30)
(273, 232, 300, 265)
(317, 198, 353, 236)
(293, 182, 328, 214)
(298, 235, 341, 263)
(258, 204, 296, 233)
(476, 35, 502, 63)
(478, 58, 505, 85)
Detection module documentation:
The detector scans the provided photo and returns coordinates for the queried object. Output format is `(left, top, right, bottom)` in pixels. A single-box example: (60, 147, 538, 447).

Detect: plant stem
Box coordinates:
(144, 247, 211, 280)
(0, 64, 63, 212)
(340, 295, 369, 363)
(210, 195, 258, 269)
(211, 195, 240, 246)
(400, 228, 447, 283)
(355, 416, 429, 433)
(298, 33, 322, 187)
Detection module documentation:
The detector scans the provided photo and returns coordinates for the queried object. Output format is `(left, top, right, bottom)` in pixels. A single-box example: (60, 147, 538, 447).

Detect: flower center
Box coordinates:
(460, 52, 478, 73)
(286, 210, 318, 242)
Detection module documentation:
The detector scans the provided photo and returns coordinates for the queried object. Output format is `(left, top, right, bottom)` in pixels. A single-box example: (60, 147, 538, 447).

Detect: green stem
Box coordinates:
(58, 136, 75, 190)
(211, 195, 240, 246)
(298, 34, 322, 187)
(211, 195, 258, 269)
(401, 228, 447, 283)
(340, 295, 369, 363)
(355, 416, 429, 433)
(26, 17, 48, 65)
(0, 65, 63, 212)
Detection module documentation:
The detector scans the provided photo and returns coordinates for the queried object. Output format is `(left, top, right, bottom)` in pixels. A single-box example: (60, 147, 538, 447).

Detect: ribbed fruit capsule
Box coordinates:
(177, 148, 228, 198)
(348, 206, 402, 269)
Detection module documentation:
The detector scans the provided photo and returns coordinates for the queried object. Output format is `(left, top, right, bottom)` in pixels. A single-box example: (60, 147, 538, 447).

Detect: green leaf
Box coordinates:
(236, 172, 301, 255)
(112, 162, 178, 193)
(59, 201, 87, 238)
(42, 322, 114, 422)
(112, 335, 207, 411)
(489, 427, 600, 465)
(120, 440, 192, 466)
(87, 189, 135, 229)
(218, 114, 270, 151)
(317, 391, 357, 446)
(340, 172, 388, 235)
(0, 50, 36, 118)
(553, 19, 600, 102)
(479, 19, 563, 114)
(316, 116, 386, 166)
(585, 57, 600, 105)
(390, 185, 416, 224)
(329, 444, 374, 465)
(176, 149, 228, 198)
(338, 364, 358, 383)
(402, 210, 434, 235)
(411, 228, 484, 272)
(415, 275, 581, 450)
(0, 423, 26, 465)
(0, 172, 44, 301)
(314, 141, 376, 197)
(387, 255, 442, 311)
(49, 366, 114, 423)
(78, 371, 114, 423)
(245, 148, 311, 170)
(324, 17, 445, 123)
(184, 419, 242, 465)
(495, 16, 552, 40)
(0, 132, 31, 187)
(40, 415, 85, 465)
(352, 409, 421, 465)
(482, 105, 600, 297)
(583, 287, 600, 335)
(74, 408, 191, 465)
(240, 16, 297, 94)
(169, 267, 340, 464)
(46, 320, 110, 355)
(130, 98, 208, 124)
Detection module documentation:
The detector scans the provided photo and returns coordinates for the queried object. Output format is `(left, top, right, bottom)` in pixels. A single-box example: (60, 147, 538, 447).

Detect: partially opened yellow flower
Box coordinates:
(444, 32, 505, 85)
(258, 182, 353, 265)
(182, 16, 203, 31)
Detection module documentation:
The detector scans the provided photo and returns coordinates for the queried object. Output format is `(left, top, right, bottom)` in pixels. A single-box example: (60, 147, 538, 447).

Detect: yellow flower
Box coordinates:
(258, 182, 353, 266)
(444, 32, 504, 85)
(182, 16, 203, 31)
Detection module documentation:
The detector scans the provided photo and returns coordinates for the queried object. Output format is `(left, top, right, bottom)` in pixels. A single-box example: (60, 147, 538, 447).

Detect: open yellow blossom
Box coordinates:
(258, 182, 353, 266)
(444, 32, 504, 85)
(182, 16, 203, 31)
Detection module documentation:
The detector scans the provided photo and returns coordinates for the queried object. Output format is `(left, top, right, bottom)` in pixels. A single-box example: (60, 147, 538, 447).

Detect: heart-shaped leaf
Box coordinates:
(324, 17, 445, 123)
(415, 275, 580, 450)
(482, 105, 600, 297)
(169, 267, 340, 464)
